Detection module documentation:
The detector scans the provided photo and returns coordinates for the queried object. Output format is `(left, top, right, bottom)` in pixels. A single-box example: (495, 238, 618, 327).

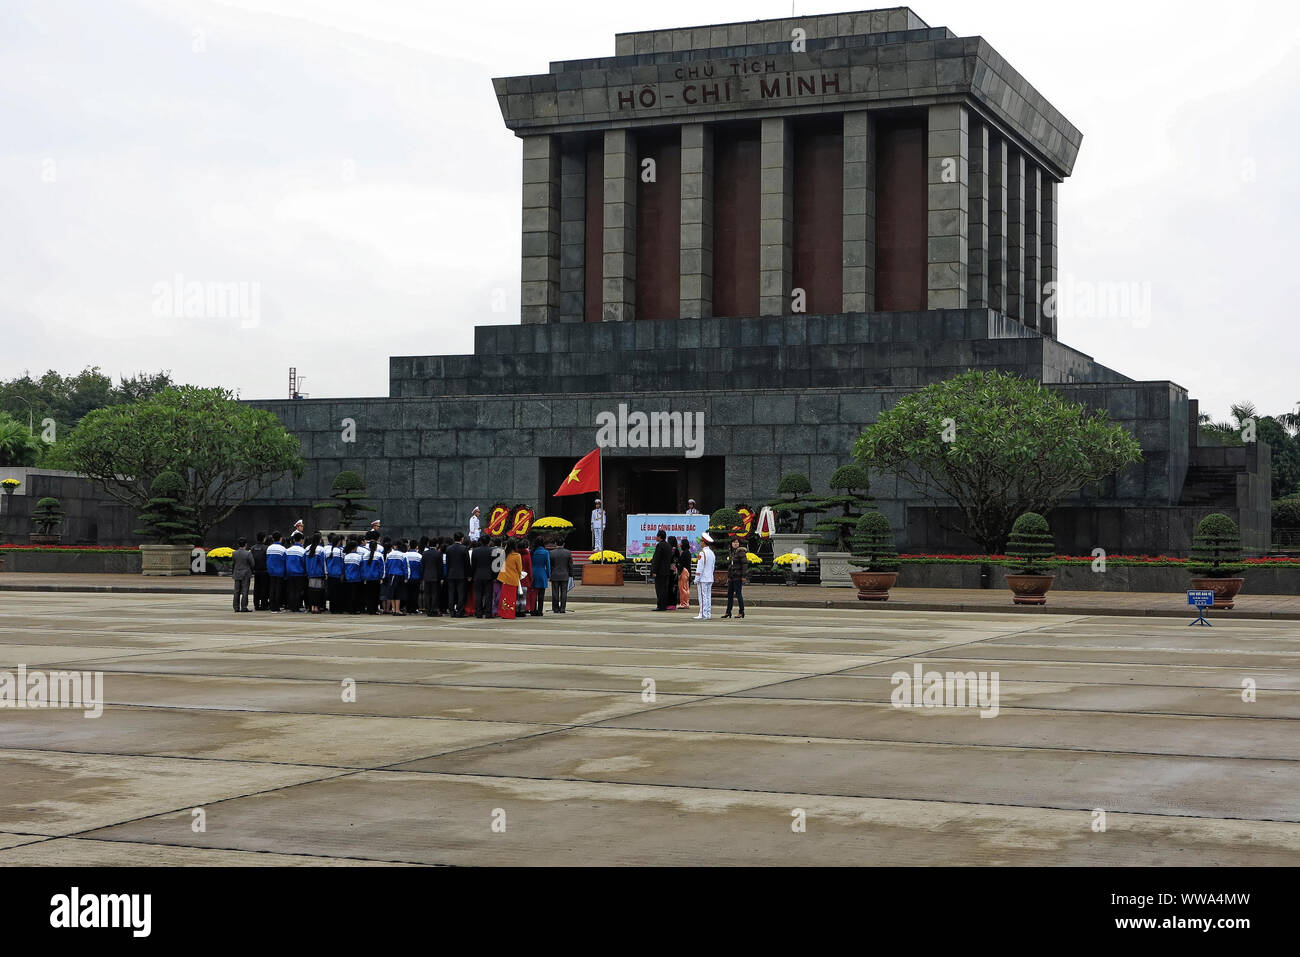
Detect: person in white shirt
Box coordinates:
(468, 507, 482, 543)
(591, 499, 606, 552)
(685, 499, 700, 515)
(693, 533, 715, 620)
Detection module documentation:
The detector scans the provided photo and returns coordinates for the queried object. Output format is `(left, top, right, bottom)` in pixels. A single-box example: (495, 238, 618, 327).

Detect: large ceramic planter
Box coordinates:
(710, 569, 732, 600)
(140, 544, 193, 577)
(772, 533, 817, 564)
(1006, 573, 1054, 605)
(28, 533, 61, 545)
(818, 551, 854, 588)
(1191, 576, 1244, 609)
(851, 570, 898, 601)
(582, 563, 623, 586)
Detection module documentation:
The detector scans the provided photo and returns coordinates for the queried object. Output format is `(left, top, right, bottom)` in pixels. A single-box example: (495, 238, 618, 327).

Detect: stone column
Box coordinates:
(679, 123, 714, 319)
(842, 110, 876, 312)
(520, 134, 561, 325)
(602, 129, 637, 322)
(759, 117, 793, 317)
(1023, 162, 1041, 330)
(987, 134, 1008, 314)
(967, 119, 989, 309)
(926, 103, 968, 309)
(1006, 148, 1025, 321)
(1041, 176, 1059, 338)
(558, 147, 586, 323)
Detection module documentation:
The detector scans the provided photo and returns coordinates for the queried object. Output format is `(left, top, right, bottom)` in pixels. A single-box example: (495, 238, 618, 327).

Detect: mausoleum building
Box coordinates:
(231, 8, 1270, 555)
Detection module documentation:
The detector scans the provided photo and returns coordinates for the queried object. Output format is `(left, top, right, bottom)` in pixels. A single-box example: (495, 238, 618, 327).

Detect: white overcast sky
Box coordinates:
(2, 0, 1297, 419)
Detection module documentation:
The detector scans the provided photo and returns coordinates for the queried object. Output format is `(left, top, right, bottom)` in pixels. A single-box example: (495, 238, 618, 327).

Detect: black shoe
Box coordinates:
(722, 613, 732, 619)
(738, 613, 745, 619)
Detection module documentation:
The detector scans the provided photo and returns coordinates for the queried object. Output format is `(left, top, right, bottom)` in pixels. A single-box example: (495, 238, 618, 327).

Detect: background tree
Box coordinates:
(809, 463, 876, 552)
(855, 370, 1143, 554)
(134, 471, 199, 545)
(51, 385, 303, 541)
(0, 412, 41, 467)
(313, 470, 374, 529)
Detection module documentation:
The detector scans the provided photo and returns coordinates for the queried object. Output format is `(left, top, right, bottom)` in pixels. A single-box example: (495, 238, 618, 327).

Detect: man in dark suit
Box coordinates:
(443, 532, 471, 617)
(650, 528, 673, 611)
(548, 536, 573, 614)
(421, 537, 442, 616)
(470, 538, 496, 619)
(251, 532, 269, 610)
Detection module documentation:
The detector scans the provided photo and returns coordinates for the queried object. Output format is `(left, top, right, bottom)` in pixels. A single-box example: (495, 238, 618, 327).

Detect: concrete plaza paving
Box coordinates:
(0, 591, 1298, 865)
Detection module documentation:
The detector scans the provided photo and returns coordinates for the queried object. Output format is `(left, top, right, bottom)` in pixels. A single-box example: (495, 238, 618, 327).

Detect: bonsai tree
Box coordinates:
(855, 370, 1142, 554)
(50, 385, 303, 541)
(709, 506, 745, 560)
(766, 472, 823, 533)
(30, 496, 65, 535)
(1188, 513, 1244, 578)
(134, 470, 199, 545)
(809, 463, 877, 553)
(848, 511, 899, 572)
(1005, 512, 1056, 575)
(313, 469, 373, 529)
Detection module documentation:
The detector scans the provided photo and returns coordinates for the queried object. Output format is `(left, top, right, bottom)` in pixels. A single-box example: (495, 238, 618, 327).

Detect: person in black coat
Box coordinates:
(470, 539, 497, 619)
(421, 538, 443, 616)
(650, 528, 673, 611)
(443, 533, 471, 617)
(251, 532, 269, 610)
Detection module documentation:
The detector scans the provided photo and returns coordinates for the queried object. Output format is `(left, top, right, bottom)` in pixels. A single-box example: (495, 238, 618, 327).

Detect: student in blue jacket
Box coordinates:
(404, 539, 424, 615)
(530, 540, 551, 618)
(324, 534, 345, 614)
(265, 531, 287, 612)
(304, 533, 327, 614)
(284, 532, 307, 613)
(342, 540, 364, 614)
(382, 537, 408, 616)
(362, 535, 384, 614)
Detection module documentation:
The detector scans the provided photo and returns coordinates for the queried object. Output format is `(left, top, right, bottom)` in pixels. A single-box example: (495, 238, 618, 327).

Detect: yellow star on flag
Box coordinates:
(566, 467, 581, 484)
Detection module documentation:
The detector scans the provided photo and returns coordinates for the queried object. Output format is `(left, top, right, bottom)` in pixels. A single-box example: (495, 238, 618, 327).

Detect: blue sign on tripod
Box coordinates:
(1187, 590, 1215, 626)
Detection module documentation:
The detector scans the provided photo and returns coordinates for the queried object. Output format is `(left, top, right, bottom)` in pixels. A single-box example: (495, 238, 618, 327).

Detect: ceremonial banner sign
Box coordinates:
(624, 514, 711, 558)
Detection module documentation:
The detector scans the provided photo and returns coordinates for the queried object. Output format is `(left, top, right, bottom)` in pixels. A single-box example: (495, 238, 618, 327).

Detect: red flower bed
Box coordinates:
(897, 553, 1300, 567)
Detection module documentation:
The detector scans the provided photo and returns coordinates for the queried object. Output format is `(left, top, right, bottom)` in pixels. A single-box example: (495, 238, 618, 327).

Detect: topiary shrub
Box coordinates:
(1188, 513, 1244, 578)
(30, 497, 65, 535)
(848, 511, 899, 572)
(810, 463, 876, 552)
(313, 469, 373, 529)
(1005, 512, 1055, 575)
(134, 470, 198, 545)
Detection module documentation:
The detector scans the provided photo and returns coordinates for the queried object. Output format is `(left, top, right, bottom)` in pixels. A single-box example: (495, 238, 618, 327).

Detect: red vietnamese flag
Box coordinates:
(554, 448, 600, 497)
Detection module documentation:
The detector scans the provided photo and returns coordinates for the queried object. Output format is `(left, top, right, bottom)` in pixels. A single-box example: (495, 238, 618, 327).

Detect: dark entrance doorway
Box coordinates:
(539, 455, 724, 550)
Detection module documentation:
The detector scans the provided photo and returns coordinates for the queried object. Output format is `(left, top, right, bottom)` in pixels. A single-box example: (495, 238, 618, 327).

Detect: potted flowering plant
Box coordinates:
(1004, 512, 1056, 604)
(848, 511, 900, 601)
(772, 552, 808, 586)
(206, 546, 235, 576)
(584, 549, 625, 586)
(1188, 513, 1246, 608)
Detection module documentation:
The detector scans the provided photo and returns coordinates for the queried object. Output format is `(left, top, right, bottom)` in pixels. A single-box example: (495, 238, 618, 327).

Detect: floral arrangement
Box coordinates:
(631, 554, 653, 563)
(206, 547, 235, 560)
(532, 516, 574, 530)
(588, 550, 625, 564)
(1, 479, 19, 491)
(772, 552, 807, 566)
(745, 552, 762, 564)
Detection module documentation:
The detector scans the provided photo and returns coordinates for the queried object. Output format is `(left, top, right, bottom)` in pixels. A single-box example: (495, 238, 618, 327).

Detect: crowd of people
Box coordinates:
(226, 520, 576, 620)
(224, 510, 748, 621)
